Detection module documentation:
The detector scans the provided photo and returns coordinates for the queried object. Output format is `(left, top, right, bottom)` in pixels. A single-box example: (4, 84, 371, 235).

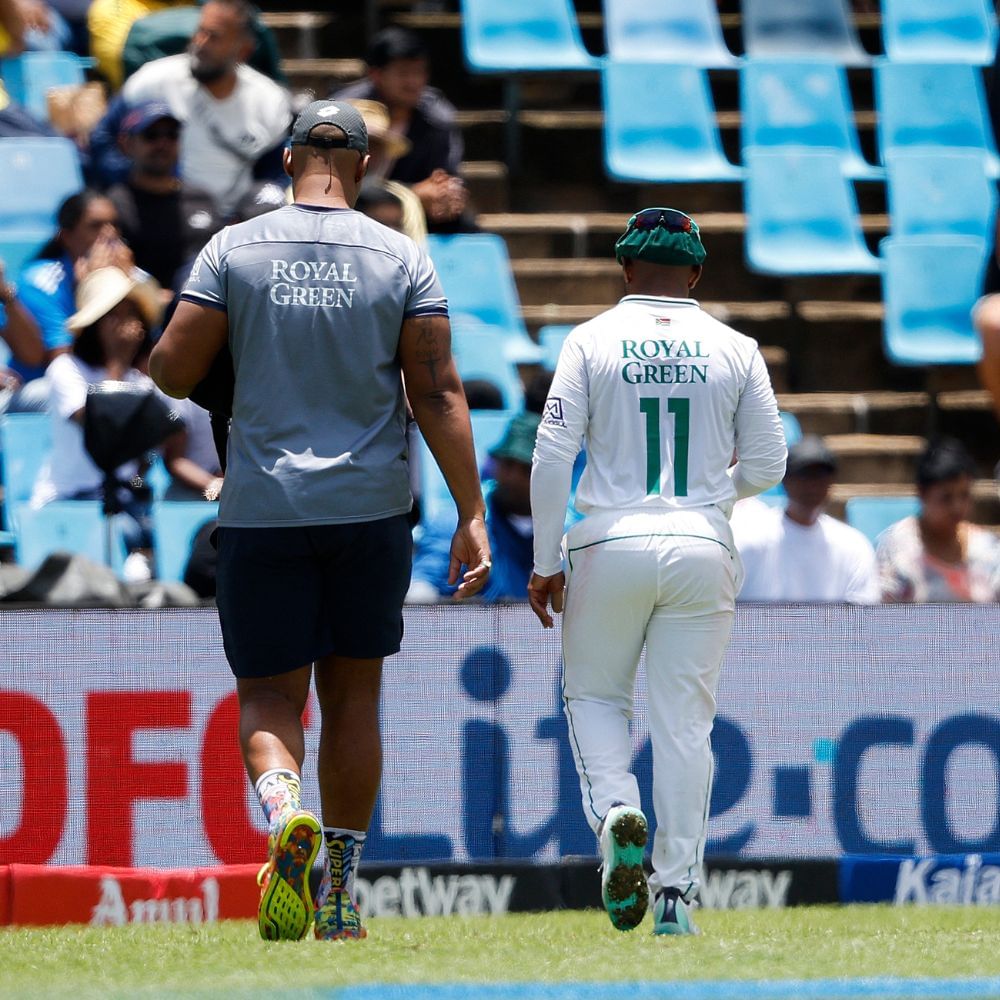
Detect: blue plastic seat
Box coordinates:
(0, 51, 87, 121)
(880, 236, 986, 365)
(538, 324, 574, 370)
(417, 409, 517, 526)
(875, 61, 1000, 177)
(0, 229, 49, 279)
(460, 0, 599, 72)
(603, 0, 737, 66)
(845, 496, 920, 546)
(13, 500, 106, 570)
(426, 234, 536, 352)
(152, 501, 219, 583)
(886, 151, 997, 243)
(0, 413, 52, 510)
(881, 0, 997, 65)
(744, 148, 880, 276)
(452, 325, 525, 411)
(740, 60, 881, 180)
(603, 61, 742, 183)
(0, 137, 84, 228)
(742, 0, 870, 66)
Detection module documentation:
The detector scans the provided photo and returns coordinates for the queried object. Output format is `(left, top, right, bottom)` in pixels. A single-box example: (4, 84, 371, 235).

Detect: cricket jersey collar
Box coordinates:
(620, 294, 699, 308)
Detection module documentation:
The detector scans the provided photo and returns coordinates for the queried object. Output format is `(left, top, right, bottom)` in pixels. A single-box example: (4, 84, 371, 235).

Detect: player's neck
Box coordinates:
(625, 282, 694, 300)
(294, 177, 353, 209)
(784, 502, 822, 527)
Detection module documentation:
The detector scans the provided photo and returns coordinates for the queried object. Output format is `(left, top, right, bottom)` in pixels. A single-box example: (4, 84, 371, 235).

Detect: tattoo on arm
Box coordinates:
(413, 317, 445, 388)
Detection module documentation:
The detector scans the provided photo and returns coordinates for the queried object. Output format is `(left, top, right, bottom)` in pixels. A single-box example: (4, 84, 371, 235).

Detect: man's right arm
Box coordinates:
(398, 313, 490, 598)
(731, 349, 787, 499)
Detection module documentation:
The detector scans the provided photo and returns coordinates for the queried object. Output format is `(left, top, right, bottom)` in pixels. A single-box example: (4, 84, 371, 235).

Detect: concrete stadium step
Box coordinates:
(825, 433, 927, 485)
(281, 57, 365, 95)
(259, 11, 331, 59)
(827, 480, 1000, 526)
(461, 161, 509, 214)
(481, 211, 890, 266)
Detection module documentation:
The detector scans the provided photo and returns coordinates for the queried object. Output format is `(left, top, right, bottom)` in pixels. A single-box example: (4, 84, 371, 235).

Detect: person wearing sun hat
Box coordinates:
(528, 207, 787, 937)
(347, 98, 428, 245)
(30, 266, 166, 577)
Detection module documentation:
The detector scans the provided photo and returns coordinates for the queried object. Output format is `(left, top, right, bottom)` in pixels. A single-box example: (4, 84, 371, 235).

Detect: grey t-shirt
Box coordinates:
(181, 204, 448, 527)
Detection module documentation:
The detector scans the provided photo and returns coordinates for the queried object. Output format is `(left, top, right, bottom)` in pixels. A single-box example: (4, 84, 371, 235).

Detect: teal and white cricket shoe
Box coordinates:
(652, 887, 699, 936)
(598, 804, 649, 932)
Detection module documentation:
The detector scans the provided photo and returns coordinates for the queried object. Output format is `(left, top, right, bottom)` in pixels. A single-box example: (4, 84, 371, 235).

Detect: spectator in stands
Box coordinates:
(15, 190, 132, 410)
(106, 101, 221, 289)
(731, 435, 879, 603)
(160, 395, 223, 501)
(0, 0, 71, 55)
(974, 291, 1000, 424)
(30, 266, 163, 578)
(88, 0, 188, 89)
(114, 0, 291, 218)
(334, 27, 470, 233)
(877, 437, 1000, 603)
(350, 98, 427, 245)
(408, 411, 539, 603)
(0, 77, 62, 138)
(0, 258, 45, 410)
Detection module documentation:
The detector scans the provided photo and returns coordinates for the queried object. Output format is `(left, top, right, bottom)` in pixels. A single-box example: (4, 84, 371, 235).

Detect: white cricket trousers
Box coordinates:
(560, 506, 741, 900)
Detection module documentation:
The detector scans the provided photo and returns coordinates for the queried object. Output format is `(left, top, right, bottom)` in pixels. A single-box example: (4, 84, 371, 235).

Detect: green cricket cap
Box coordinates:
(489, 411, 541, 466)
(614, 207, 707, 267)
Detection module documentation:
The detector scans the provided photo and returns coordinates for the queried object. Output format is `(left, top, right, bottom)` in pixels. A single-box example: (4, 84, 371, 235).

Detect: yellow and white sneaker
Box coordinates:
(256, 809, 322, 941)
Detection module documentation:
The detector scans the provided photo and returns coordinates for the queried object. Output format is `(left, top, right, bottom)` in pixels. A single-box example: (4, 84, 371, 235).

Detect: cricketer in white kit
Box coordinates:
(528, 208, 787, 935)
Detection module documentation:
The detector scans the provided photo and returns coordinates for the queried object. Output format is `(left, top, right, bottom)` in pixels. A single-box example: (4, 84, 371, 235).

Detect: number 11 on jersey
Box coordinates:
(639, 396, 690, 497)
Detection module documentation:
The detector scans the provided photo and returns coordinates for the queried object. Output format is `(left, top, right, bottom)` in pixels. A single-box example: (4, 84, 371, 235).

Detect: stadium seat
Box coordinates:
(539, 324, 574, 370)
(0, 137, 84, 229)
(880, 236, 986, 366)
(743, 148, 880, 275)
(459, 0, 599, 72)
(452, 325, 526, 411)
(603, 62, 742, 183)
(152, 501, 219, 583)
(886, 151, 997, 243)
(742, 0, 870, 66)
(0, 229, 49, 279)
(845, 495, 920, 545)
(875, 62, 1000, 177)
(417, 409, 516, 526)
(425, 234, 537, 356)
(13, 500, 106, 570)
(0, 413, 52, 514)
(0, 51, 88, 121)
(740, 61, 881, 180)
(881, 0, 997, 65)
(603, 0, 738, 67)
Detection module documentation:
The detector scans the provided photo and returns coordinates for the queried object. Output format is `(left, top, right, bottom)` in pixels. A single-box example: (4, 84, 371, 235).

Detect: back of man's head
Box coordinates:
(366, 26, 427, 68)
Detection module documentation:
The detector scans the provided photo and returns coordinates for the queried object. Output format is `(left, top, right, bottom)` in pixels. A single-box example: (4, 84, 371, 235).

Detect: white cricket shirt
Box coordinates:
(730, 500, 880, 603)
(531, 295, 787, 576)
(122, 55, 292, 216)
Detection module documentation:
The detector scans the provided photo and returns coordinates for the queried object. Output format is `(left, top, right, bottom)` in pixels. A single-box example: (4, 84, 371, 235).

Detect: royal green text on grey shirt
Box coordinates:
(181, 205, 448, 527)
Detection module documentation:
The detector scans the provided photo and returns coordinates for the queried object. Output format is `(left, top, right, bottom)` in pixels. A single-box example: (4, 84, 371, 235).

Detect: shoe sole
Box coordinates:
(602, 808, 649, 932)
(258, 812, 322, 942)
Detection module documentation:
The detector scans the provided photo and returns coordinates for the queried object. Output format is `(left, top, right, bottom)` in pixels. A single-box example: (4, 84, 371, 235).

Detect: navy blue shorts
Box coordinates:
(215, 515, 413, 678)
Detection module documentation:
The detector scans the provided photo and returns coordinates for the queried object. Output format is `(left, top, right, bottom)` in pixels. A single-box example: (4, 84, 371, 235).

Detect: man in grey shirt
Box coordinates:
(150, 100, 491, 945)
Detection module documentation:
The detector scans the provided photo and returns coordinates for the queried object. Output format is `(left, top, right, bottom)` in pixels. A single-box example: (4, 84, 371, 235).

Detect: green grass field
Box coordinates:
(3, 906, 1000, 998)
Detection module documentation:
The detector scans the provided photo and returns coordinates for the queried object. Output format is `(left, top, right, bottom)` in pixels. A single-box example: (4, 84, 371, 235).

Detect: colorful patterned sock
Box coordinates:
(254, 768, 302, 831)
(317, 827, 366, 906)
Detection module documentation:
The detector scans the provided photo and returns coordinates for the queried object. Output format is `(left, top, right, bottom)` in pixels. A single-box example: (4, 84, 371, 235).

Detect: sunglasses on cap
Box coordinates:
(628, 207, 695, 234)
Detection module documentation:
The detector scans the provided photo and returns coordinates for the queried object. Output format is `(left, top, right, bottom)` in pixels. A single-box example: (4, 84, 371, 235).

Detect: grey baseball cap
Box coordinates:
(290, 100, 368, 153)
(785, 435, 838, 476)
